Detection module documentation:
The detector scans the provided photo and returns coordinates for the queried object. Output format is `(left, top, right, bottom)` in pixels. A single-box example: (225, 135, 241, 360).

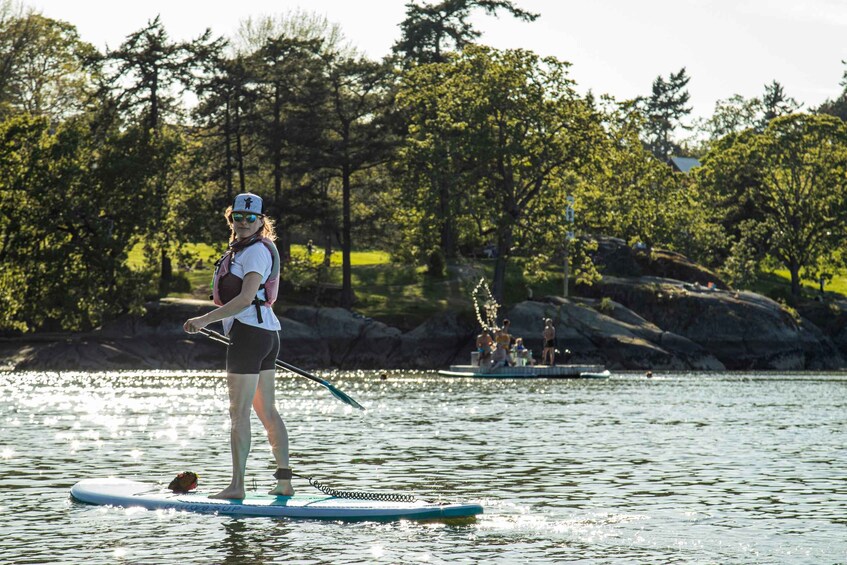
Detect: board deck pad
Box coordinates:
(70, 478, 483, 521)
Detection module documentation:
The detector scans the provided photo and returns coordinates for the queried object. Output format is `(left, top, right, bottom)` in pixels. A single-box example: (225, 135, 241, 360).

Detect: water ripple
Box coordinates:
(0, 370, 845, 563)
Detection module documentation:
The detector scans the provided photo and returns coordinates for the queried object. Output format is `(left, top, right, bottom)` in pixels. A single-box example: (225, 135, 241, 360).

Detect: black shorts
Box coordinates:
(226, 320, 280, 374)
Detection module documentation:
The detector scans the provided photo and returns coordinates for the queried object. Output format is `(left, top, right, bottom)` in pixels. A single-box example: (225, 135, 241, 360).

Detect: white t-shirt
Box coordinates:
(222, 242, 282, 335)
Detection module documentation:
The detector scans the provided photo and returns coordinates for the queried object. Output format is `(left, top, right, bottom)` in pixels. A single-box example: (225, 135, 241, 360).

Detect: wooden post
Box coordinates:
(564, 196, 575, 298)
(563, 239, 569, 298)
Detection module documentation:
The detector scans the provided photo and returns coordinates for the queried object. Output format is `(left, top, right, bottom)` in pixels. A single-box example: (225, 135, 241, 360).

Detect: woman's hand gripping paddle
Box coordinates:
(199, 327, 365, 411)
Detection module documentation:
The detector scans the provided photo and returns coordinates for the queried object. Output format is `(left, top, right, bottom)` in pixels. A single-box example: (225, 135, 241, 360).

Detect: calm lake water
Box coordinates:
(0, 370, 845, 564)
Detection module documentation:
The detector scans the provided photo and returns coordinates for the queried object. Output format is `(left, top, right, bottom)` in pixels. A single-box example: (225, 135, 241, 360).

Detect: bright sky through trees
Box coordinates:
(28, 0, 847, 120)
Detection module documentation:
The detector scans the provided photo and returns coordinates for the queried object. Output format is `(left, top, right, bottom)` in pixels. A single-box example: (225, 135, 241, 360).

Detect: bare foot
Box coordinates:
(209, 486, 245, 500)
(268, 480, 294, 496)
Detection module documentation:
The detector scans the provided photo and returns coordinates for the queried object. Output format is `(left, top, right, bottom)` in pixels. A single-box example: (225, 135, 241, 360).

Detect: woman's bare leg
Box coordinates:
(253, 368, 294, 496)
(210, 372, 259, 499)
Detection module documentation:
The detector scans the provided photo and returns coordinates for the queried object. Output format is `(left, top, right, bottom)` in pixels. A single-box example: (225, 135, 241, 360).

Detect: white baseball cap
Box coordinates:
(233, 193, 263, 214)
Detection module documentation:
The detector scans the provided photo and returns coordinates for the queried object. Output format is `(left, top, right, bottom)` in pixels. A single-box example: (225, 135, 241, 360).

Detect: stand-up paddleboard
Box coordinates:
(70, 478, 483, 521)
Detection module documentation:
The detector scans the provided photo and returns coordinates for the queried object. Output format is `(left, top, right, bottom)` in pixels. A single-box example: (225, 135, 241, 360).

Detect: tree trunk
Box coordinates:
(150, 74, 159, 133)
(341, 162, 354, 309)
(224, 98, 233, 201)
(160, 248, 173, 289)
(438, 175, 456, 259)
(789, 262, 802, 297)
(234, 104, 246, 193)
(491, 228, 513, 303)
(272, 85, 283, 202)
(323, 233, 333, 268)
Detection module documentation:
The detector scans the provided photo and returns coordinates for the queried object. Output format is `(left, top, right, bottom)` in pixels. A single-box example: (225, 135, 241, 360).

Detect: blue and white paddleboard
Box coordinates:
(70, 478, 483, 521)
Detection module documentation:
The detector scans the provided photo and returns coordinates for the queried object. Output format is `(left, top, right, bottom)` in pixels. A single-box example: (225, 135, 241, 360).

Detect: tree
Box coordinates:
(0, 0, 34, 118)
(760, 80, 800, 128)
(0, 113, 178, 331)
(393, 0, 538, 64)
(640, 67, 692, 162)
(246, 35, 328, 258)
(817, 60, 847, 121)
(691, 127, 765, 268)
(0, 12, 96, 122)
(232, 10, 354, 58)
(753, 114, 847, 296)
(321, 56, 397, 308)
(698, 113, 847, 296)
(193, 50, 248, 203)
(99, 16, 218, 285)
(393, 0, 539, 259)
(703, 94, 762, 141)
(581, 100, 719, 262)
(104, 16, 189, 132)
(211, 10, 354, 204)
(398, 46, 601, 300)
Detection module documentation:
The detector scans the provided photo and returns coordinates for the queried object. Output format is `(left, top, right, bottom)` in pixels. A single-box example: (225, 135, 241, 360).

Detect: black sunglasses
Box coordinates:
(232, 213, 260, 224)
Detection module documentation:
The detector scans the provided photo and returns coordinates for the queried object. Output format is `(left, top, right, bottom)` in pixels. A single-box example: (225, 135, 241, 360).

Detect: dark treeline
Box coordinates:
(3, 0, 847, 333)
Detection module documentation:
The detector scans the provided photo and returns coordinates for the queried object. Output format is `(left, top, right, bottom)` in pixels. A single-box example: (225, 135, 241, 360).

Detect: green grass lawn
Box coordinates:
(290, 247, 390, 266)
(748, 268, 847, 302)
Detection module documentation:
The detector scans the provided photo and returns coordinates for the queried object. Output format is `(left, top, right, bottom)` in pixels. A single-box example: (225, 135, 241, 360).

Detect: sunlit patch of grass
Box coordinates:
(749, 268, 847, 301)
(289, 245, 390, 266)
(127, 242, 219, 271)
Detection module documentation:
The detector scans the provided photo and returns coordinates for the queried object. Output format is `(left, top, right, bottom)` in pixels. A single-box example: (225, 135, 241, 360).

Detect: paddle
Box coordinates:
(199, 327, 365, 411)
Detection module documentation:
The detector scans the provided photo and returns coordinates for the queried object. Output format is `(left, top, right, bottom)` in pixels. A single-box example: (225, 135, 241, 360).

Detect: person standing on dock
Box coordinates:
(494, 319, 513, 352)
(542, 318, 556, 366)
(183, 193, 293, 500)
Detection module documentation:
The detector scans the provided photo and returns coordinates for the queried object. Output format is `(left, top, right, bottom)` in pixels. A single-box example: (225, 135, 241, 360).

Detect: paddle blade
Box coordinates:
(324, 381, 366, 411)
(201, 327, 365, 411)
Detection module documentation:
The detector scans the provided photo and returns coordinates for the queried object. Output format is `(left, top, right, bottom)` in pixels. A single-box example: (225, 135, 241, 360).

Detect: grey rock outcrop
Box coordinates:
(501, 298, 724, 371)
(282, 307, 401, 368)
(6, 278, 846, 371)
(12, 298, 223, 371)
(577, 276, 844, 370)
(389, 311, 478, 369)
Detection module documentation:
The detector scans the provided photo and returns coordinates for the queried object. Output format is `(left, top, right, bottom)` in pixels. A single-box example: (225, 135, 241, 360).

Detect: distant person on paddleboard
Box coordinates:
(183, 192, 293, 500)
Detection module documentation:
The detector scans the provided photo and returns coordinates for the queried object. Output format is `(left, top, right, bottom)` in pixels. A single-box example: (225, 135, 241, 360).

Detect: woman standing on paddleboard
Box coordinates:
(183, 193, 293, 499)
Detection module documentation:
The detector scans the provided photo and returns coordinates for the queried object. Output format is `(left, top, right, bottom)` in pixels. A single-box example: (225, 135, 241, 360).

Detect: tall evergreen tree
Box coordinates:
(759, 80, 800, 129)
(102, 16, 200, 132)
(247, 36, 328, 256)
(641, 67, 692, 162)
(393, 0, 538, 64)
(100, 16, 218, 285)
(192, 47, 255, 203)
(817, 61, 847, 120)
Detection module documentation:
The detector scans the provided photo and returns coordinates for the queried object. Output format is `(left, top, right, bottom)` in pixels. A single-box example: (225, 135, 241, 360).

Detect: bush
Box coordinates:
(597, 296, 615, 314)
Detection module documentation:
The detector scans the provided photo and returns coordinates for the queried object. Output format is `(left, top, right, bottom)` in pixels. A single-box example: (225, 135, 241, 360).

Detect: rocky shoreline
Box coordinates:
(5, 280, 847, 372)
(5, 237, 847, 372)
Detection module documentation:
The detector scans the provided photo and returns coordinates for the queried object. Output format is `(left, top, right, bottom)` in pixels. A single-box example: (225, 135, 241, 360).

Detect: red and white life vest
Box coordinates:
(211, 235, 280, 322)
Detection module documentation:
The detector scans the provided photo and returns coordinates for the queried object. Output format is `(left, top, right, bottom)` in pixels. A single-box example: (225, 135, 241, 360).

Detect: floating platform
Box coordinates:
(437, 364, 610, 379)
